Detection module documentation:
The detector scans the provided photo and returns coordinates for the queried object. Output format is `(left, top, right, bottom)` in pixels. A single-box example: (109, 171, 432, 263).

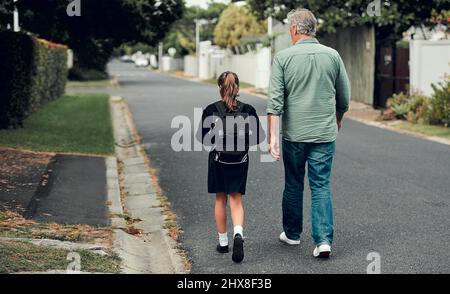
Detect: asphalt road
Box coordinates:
(105, 61, 450, 274)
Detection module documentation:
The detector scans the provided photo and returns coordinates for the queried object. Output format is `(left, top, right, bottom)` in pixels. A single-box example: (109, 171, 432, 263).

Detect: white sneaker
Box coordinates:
(279, 232, 300, 245)
(313, 244, 331, 258)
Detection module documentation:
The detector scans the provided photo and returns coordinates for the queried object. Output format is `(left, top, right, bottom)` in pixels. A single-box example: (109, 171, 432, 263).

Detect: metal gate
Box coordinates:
(374, 46, 410, 108)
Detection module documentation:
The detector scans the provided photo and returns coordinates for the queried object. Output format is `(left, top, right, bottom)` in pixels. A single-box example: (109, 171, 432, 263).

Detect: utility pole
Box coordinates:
(268, 15, 273, 36)
(268, 15, 275, 58)
(158, 42, 163, 71)
(13, 0, 20, 32)
(195, 20, 201, 58)
(194, 18, 216, 77)
(194, 19, 203, 78)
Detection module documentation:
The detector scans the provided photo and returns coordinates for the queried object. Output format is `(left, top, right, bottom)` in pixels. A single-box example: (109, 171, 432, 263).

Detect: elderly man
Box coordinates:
(267, 9, 350, 258)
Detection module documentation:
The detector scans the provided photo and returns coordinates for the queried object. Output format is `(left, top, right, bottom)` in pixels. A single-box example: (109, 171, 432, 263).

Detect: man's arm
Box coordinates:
(335, 54, 351, 130)
(336, 112, 344, 131)
(267, 56, 285, 160)
(268, 114, 280, 160)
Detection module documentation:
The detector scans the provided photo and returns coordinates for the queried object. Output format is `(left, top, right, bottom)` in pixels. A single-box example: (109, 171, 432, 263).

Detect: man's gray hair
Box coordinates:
(287, 9, 318, 37)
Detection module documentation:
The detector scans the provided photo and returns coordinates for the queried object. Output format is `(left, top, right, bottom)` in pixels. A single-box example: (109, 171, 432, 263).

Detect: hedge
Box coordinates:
(0, 31, 68, 129)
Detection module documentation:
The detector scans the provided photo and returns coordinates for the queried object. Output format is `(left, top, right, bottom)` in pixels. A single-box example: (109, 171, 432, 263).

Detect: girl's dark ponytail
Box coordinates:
(218, 71, 240, 111)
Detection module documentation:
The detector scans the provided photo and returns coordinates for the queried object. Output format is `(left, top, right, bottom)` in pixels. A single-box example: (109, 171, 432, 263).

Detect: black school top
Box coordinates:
(197, 100, 265, 195)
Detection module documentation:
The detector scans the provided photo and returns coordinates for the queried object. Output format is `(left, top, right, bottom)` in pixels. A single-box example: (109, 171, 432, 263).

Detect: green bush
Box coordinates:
(0, 31, 68, 129)
(406, 93, 429, 124)
(391, 103, 410, 119)
(387, 92, 429, 123)
(427, 77, 450, 127)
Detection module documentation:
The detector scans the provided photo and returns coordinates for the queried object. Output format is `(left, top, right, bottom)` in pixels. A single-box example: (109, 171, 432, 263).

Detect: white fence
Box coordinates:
(214, 48, 271, 89)
(161, 56, 184, 72)
(215, 53, 258, 85)
(410, 40, 450, 96)
(184, 42, 272, 90)
(184, 55, 198, 77)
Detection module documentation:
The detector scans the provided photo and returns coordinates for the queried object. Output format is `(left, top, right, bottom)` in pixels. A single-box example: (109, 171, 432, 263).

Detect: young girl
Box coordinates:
(199, 71, 264, 263)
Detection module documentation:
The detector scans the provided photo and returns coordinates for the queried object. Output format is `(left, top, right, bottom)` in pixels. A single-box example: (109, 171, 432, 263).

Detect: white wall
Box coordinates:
(161, 56, 184, 72)
(255, 47, 272, 89)
(184, 55, 198, 77)
(215, 53, 258, 85)
(410, 40, 450, 96)
(199, 41, 213, 80)
(213, 47, 271, 90)
(183, 41, 272, 90)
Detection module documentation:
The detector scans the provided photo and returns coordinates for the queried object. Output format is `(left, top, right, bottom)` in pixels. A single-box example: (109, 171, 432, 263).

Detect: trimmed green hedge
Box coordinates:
(0, 31, 68, 129)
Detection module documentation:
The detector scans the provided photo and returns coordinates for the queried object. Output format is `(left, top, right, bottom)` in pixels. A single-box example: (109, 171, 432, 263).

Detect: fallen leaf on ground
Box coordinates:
(125, 227, 143, 237)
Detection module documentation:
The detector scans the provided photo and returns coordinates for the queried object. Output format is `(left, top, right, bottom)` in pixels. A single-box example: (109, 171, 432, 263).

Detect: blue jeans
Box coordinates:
(282, 139, 335, 246)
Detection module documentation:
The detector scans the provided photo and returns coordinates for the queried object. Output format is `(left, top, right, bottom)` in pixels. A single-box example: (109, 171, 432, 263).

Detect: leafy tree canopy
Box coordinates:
(1, 0, 183, 73)
(163, 1, 227, 56)
(214, 4, 267, 49)
(247, 0, 449, 41)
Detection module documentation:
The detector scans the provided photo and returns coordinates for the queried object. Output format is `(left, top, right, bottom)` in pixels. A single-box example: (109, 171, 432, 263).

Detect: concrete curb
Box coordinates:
(110, 96, 188, 274)
(106, 157, 123, 216)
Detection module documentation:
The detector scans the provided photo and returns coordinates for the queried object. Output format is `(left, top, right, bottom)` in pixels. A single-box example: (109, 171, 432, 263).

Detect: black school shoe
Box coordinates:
(217, 244, 229, 254)
(232, 234, 244, 263)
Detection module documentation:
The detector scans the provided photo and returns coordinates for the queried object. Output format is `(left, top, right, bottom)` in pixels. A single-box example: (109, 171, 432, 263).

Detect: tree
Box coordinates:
(214, 4, 266, 49)
(163, 2, 228, 56)
(13, 0, 183, 76)
(246, 0, 449, 42)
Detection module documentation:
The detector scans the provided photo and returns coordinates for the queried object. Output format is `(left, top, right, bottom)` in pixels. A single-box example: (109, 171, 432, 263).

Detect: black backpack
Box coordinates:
(213, 101, 250, 165)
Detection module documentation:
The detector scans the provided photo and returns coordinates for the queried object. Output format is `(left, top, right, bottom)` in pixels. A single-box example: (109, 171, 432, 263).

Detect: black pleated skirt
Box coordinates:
(208, 152, 249, 195)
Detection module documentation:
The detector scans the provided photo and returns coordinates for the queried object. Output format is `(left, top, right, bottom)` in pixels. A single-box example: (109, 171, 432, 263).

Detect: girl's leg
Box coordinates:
(229, 192, 245, 263)
(215, 193, 229, 252)
(229, 193, 244, 229)
(215, 193, 228, 234)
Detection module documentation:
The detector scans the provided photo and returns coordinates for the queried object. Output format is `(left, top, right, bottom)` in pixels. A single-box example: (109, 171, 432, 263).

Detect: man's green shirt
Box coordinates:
(267, 38, 351, 143)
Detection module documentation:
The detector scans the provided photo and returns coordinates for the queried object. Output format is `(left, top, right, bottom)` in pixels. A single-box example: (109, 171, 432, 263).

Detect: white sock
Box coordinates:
(218, 232, 228, 247)
(234, 226, 243, 238)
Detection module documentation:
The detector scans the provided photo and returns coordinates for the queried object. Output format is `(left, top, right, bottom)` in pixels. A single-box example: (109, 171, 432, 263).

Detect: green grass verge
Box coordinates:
(394, 121, 450, 140)
(0, 93, 114, 155)
(67, 80, 116, 88)
(202, 78, 254, 89)
(0, 241, 121, 274)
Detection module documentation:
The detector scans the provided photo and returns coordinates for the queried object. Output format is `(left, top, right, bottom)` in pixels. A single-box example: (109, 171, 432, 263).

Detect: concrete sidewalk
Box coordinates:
(24, 154, 110, 227)
(0, 148, 110, 226)
(0, 148, 52, 214)
(0, 149, 110, 227)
